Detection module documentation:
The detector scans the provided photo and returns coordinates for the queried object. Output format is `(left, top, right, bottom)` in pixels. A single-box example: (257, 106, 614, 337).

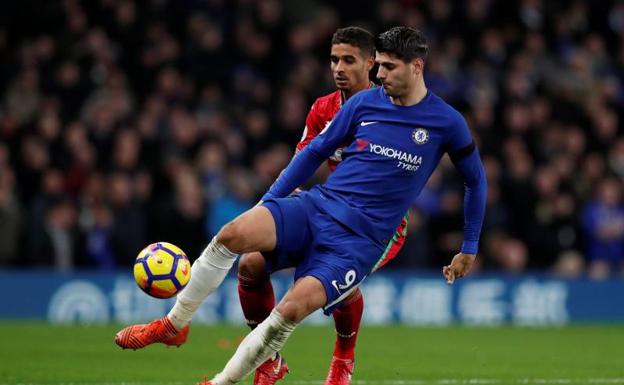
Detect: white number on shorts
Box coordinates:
(332, 270, 357, 293)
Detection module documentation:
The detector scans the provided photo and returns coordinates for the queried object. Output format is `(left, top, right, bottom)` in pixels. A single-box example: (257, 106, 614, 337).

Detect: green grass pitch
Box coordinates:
(0, 323, 623, 384)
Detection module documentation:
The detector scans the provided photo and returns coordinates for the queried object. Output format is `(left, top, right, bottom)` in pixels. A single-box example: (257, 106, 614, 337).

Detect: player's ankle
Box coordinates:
(167, 314, 187, 331)
(333, 350, 355, 361)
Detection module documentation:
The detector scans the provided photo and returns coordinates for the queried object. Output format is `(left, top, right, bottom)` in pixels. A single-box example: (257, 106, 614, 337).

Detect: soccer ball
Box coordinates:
(134, 242, 191, 299)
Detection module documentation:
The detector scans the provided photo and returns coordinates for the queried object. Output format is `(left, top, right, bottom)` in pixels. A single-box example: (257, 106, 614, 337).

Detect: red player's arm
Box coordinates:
(296, 100, 325, 152)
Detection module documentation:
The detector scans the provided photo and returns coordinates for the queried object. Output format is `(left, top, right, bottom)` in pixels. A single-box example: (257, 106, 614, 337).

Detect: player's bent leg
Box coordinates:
(239, 252, 285, 384)
(218, 205, 277, 253)
(324, 289, 363, 385)
(208, 277, 327, 385)
(276, 275, 328, 323)
(208, 309, 296, 385)
(331, 289, 363, 360)
(116, 206, 278, 351)
(170, 206, 277, 329)
(251, 276, 328, 385)
(238, 252, 275, 329)
(238, 251, 286, 385)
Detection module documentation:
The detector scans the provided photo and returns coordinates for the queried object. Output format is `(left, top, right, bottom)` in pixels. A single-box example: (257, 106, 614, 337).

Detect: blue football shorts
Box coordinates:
(261, 192, 385, 314)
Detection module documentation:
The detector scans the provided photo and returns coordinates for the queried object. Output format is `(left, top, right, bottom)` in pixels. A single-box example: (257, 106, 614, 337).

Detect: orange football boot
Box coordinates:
(324, 356, 354, 385)
(253, 353, 289, 385)
(115, 316, 189, 350)
(196, 375, 214, 385)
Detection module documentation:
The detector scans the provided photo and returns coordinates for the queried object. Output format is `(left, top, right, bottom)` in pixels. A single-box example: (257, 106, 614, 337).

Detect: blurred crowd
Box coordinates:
(1, 0, 624, 278)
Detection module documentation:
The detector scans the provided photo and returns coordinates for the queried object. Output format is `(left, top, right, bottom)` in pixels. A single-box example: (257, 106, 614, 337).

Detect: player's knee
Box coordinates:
(238, 252, 267, 285)
(276, 276, 326, 322)
(217, 221, 245, 253)
(275, 299, 308, 323)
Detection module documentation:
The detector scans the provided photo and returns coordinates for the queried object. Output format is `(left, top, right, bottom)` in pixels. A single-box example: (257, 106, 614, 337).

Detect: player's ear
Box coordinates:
(411, 57, 424, 75)
(365, 55, 375, 72)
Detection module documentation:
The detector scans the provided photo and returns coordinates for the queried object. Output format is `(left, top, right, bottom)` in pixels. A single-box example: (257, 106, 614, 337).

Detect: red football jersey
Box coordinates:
(296, 90, 345, 171)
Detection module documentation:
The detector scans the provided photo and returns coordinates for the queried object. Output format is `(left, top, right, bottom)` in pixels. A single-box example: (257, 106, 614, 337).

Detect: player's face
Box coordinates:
(375, 52, 422, 98)
(330, 43, 374, 93)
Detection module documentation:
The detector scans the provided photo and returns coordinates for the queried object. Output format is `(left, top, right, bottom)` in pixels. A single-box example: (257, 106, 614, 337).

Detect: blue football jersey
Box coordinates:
(264, 87, 486, 253)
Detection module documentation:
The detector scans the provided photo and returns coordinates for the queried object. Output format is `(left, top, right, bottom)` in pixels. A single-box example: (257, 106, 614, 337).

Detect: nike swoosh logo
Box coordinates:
(331, 280, 341, 293)
(360, 121, 378, 126)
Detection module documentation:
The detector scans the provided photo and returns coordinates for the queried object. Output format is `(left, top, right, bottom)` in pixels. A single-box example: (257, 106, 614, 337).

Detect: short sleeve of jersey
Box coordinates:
(297, 100, 324, 151)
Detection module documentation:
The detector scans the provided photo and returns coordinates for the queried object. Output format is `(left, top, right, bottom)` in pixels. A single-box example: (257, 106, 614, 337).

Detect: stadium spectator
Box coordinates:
(0, 159, 20, 266)
(581, 177, 624, 278)
(1, 0, 624, 278)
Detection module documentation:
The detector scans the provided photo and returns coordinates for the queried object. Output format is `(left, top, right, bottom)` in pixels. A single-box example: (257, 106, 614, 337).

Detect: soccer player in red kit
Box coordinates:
(236, 27, 408, 385)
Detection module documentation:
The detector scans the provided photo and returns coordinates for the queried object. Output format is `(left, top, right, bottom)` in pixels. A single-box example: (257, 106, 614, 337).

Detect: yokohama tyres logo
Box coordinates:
(368, 143, 422, 165)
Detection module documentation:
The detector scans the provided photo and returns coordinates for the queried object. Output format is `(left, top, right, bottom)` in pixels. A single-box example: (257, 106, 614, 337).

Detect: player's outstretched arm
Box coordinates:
(445, 143, 487, 283)
(454, 149, 487, 253)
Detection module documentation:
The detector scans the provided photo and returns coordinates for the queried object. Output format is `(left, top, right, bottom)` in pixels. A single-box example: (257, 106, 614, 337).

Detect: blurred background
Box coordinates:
(1, 0, 624, 326)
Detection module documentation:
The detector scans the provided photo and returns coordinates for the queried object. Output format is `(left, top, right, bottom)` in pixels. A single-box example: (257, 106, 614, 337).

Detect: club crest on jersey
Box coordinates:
(412, 128, 429, 145)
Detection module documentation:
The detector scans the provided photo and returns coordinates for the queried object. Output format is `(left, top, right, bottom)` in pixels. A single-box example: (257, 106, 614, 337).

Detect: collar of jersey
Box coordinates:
(339, 82, 376, 107)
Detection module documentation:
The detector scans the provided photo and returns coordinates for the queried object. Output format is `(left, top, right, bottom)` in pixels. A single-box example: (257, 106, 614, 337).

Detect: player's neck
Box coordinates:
(341, 82, 372, 101)
(391, 80, 428, 106)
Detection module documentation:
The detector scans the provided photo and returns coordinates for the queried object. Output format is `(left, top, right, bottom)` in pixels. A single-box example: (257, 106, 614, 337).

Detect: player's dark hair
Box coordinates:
(375, 26, 429, 62)
(331, 26, 375, 58)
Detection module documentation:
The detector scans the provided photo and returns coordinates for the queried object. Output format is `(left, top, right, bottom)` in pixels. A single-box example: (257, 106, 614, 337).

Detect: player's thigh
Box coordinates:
(217, 205, 276, 254)
(238, 252, 268, 281)
(275, 276, 327, 323)
(299, 218, 385, 314)
(259, 195, 313, 271)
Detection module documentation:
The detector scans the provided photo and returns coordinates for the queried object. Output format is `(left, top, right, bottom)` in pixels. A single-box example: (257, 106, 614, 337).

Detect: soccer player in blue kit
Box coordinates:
(115, 26, 487, 385)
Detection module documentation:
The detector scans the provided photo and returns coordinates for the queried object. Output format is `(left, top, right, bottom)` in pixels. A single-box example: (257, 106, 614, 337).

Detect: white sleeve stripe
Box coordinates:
(319, 120, 332, 136)
(299, 125, 309, 142)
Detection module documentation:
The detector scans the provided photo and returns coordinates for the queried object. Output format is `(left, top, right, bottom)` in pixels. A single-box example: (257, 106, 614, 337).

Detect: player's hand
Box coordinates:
(442, 252, 476, 285)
